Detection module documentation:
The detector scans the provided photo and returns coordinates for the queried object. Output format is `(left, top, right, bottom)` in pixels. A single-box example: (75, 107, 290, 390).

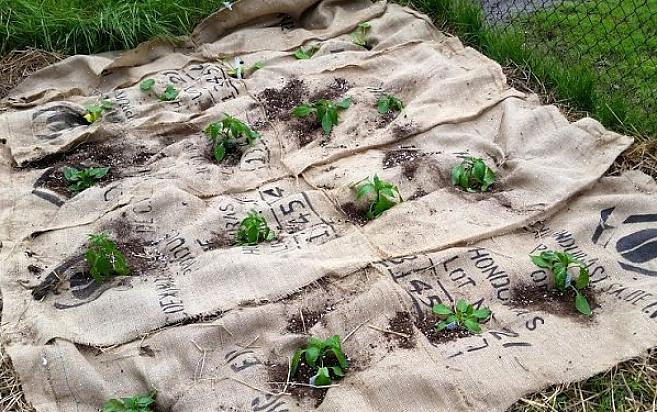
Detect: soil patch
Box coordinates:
(408, 189, 429, 201)
(509, 285, 598, 321)
(268, 362, 327, 407)
(200, 232, 236, 250)
(340, 202, 369, 226)
(25, 142, 154, 199)
(388, 312, 416, 349)
(382, 148, 421, 169)
(204, 141, 243, 167)
(376, 111, 398, 128)
(292, 117, 322, 147)
(310, 78, 350, 102)
(392, 122, 418, 140)
(382, 148, 425, 180)
(259, 78, 306, 121)
(415, 313, 473, 345)
(287, 309, 326, 334)
(30, 221, 160, 301)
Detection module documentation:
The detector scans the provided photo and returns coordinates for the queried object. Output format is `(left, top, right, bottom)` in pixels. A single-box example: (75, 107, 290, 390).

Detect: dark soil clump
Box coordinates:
(259, 79, 306, 121)
(388, 312, 416, 349)
(376, 111, 397, 128)
(382, 148, 425, 180)
(392, 122, 417, 140)
(310, 78, 350, 102)
(509, 285, 598, 321)
(292, 117, 322, 147)
(25, 142, 154, 199)
(268, 362, 327, 407)
(415, 314, 473, 345)
(408, 189, 429, 201)
(287, 310, 325, 334)
(340, 202, 369, 226)
(382, 149, 421, 169)
(113, 220, 161, 275)
(204, 141, 243, 167)
(199, 231, 236, 250)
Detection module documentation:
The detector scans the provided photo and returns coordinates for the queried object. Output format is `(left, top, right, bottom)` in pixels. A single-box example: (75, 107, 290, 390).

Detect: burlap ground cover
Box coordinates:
(1, 0, 655, 411)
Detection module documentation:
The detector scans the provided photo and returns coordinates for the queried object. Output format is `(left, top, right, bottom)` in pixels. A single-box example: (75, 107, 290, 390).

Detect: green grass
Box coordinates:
(0, 0, 228, 55)
(399, 0, 657, 139)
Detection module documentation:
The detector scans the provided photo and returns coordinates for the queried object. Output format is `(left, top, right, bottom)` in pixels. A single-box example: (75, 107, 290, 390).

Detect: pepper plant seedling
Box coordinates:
(85, 233, 129, 283)
(291, 335, 348, 386)
(530, 250, 592, 315)
(432, 299, 491, 334)
(236, 210, 275, 245)
(451, 157, 496, 192)
(140, 78, 179, 101)
(291, 97, 352, 135)
(103, 389, 156, 412)
(355, 175, 403, 220)
(63, 166, 110, 193)
(351, 22, 371, 48)
(377, 94, 403, 114)
(83, 99, 113, 123)
(225, 59, 264, 79)
(294, 44, 320, 60)
(204, 115, 260, 163)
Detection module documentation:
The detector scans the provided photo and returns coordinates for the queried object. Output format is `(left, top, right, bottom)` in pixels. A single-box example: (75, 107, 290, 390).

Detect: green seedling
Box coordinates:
(236, 210, 275, 245)
(63, 166, 110, 193)
(377, 94, 403, 114)
(294, 44, 320, 60)
(355, 175, 403, 220)
(291, 335, 348, 386)
(224, 59, 264, 79)
(204, 115, 260, 163)
(451, 157, 496, 192)
(140, 78, 179, 101)
(291, 97, 352, 135)
(530, 250, 592, 316)
(85, 233, 129, 283)
(351, 22, 371, 48)
(432, 299, 492, 334)
(83, 99, 112, 123)
(103, 390, 156, 412)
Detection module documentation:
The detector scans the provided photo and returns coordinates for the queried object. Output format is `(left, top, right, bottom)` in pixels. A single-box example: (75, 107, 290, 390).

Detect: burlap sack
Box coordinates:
(1, 1, 654, 411)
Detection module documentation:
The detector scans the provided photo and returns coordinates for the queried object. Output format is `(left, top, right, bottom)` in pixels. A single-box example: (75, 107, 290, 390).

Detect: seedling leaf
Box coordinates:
(289, 335, 348, 386)
(530, 250, 592, 315)
(85, 233, 129, 283)
(103, 390, 156, 412)
(451, 157, 496, 192)
(204, 115, 260, 164)
(63, 166, 110, 193)
(160, 84, 179, 101)
(463, 318, 481, 333)
(351, 22, 371, 47)
(290, 97, 351, 135)
(376, 94, 403, 114)
(140, 79, 155, 91)
(314, 367, 332, 386)
(236, 210, 275, 245)
(575, 291, 592, 316)
(432, 303, 453, 315)
(305, 346, 320, 367)
(433, 299, 491, 334)
(291, 349, 302, 377)
(294, 45, 319, 60)
(354, 175, 402, 220)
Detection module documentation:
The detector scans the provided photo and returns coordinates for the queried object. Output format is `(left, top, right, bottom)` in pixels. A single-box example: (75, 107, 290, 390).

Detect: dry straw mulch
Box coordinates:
(0, 48, 64, 100)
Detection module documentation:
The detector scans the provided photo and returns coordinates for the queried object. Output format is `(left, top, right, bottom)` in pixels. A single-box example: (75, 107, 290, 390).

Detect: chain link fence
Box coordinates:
(420, 0, 657, 137)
